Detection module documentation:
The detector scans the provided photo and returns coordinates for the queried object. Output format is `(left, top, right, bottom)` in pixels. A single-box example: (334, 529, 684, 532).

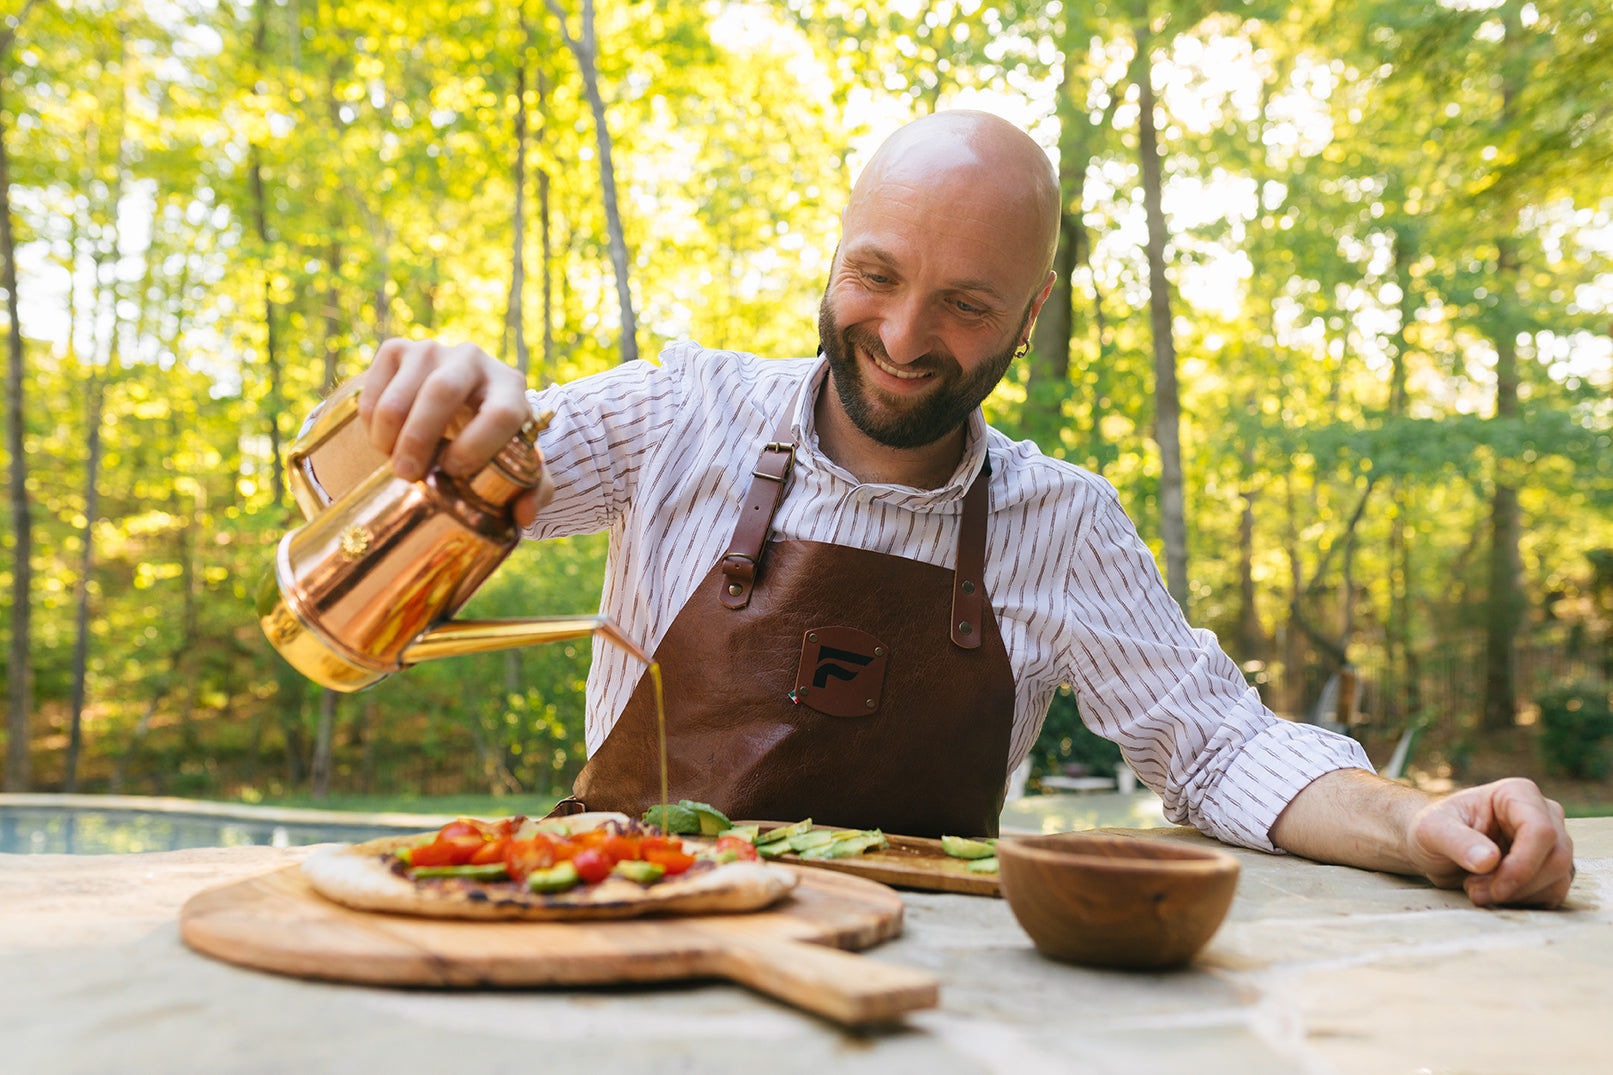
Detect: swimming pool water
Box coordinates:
(0, 804, 428, 855)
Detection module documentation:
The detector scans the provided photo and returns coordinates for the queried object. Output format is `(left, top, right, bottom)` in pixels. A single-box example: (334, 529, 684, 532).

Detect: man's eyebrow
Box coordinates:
(843, 241, 1009, 303)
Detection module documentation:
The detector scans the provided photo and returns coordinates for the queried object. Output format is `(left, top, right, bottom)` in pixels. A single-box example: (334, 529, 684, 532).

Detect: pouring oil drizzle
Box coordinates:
(650, 662, 668, 822)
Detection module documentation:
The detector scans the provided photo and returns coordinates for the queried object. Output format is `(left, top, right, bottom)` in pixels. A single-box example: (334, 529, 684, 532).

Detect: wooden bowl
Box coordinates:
(996, 833, 1240, 970)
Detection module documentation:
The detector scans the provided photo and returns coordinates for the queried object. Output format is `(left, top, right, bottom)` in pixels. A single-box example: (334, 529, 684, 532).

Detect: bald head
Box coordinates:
(848, 111, 1061, 279)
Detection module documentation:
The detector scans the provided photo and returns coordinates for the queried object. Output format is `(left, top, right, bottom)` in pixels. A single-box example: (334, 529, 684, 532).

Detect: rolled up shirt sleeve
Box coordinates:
(1057, 484, 1373, 852)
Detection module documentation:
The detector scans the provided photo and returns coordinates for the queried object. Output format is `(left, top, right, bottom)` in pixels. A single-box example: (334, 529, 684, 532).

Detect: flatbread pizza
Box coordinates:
(300, 811, 797, 921)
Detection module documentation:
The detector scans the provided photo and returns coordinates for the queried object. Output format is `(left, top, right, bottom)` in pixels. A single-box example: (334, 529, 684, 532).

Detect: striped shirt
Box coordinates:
(523, 341, 1370, 852)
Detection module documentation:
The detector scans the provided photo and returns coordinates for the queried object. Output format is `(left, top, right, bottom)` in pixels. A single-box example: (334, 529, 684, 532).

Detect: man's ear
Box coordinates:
(1031, 270, 1056, 317)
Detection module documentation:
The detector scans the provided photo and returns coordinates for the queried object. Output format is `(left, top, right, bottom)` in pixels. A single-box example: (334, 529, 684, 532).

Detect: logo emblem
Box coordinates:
(338, 525, 371, 560)
(790, 626, 888, 718)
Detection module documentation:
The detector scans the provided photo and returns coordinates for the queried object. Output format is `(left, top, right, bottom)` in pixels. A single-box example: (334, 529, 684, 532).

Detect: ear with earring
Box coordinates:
(1013, 339, 1030, 359)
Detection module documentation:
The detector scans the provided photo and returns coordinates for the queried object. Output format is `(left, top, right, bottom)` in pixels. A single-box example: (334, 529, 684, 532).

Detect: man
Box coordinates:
(325, 111, 1573, 908)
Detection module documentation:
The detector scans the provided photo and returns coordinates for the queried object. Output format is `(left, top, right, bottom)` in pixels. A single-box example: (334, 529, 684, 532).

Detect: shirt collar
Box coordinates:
(789, 355, 988, 502)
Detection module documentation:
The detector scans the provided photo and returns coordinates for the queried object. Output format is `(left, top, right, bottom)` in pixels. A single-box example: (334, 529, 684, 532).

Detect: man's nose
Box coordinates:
(878, 296, 937, 365)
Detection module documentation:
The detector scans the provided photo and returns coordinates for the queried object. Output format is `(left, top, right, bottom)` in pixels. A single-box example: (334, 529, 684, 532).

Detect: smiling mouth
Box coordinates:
(862, 344, 933, 382)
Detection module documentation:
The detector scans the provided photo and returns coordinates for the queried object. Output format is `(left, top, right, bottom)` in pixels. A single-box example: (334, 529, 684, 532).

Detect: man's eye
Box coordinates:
(862, 271, 891, 285)
(954, 300, 984, 315)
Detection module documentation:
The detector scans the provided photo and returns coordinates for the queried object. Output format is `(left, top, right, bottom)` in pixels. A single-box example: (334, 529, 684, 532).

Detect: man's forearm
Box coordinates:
(1268, 767, 1432, 874)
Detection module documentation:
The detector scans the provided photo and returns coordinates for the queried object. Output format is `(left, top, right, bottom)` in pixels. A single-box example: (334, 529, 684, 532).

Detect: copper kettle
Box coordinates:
(257, 380, 647, 691)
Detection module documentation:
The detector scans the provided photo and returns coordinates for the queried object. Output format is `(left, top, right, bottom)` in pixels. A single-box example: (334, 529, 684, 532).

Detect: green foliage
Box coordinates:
(2, 0, 1611, 799)
(1536, 682, 1613, 780)
(1026, 687, 1125, 785)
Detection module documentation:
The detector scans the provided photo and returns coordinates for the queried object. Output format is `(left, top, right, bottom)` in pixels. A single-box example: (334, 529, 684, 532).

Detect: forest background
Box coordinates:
(2, 0, 1612, 813)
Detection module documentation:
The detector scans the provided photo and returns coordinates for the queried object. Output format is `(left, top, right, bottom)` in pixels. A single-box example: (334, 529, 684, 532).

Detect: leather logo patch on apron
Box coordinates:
(790, 626, 888, 718)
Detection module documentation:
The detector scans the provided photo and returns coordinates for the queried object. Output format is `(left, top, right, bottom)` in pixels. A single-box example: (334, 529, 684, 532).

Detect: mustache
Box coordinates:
(844, 328, 946, 375)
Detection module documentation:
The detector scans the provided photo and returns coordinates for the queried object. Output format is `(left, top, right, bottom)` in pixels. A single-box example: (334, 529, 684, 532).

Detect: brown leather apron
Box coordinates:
(562, 413, 1016, 838)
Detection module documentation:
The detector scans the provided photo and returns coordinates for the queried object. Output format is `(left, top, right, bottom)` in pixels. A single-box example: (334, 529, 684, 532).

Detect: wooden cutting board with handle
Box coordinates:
(180, 863, 937, 1027)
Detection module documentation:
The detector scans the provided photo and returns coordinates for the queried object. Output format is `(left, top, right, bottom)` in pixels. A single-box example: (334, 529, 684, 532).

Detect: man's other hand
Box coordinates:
(1406, 777, 1575, 909)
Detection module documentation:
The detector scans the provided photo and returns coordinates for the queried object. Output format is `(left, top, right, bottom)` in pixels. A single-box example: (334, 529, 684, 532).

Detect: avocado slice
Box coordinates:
(786, 830, 836, 853)
(525, 860, 581, 893)
(408, 862, 510, 882)
(940, 835, 997, 860)
(966, 856, 999, 874)
(643, 803, 701, 835)
(755, 818, 814, 846)
(611, 859, 667, 885)
(678, 800, 732, 836)
(799, 831, 886, 860)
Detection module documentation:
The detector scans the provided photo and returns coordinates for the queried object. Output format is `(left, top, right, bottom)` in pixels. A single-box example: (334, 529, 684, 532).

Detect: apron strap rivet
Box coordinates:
(958, 621, 973, 635)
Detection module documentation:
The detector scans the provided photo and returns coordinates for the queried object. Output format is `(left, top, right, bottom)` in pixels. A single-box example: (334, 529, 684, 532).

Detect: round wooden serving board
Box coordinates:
(180, 863, 937, 1026)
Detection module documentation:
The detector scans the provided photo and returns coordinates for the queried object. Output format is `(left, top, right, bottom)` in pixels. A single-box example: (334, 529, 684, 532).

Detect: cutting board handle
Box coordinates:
(703, 933, 939, 1026)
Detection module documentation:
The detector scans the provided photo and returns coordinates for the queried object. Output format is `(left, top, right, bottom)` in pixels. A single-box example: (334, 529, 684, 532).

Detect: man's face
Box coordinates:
(817, 288, 1029, 450)
(816, 147, 1052, 453)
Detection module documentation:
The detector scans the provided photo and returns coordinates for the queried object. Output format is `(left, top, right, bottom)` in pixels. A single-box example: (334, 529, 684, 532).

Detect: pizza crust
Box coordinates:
(300, 823, 799, 921)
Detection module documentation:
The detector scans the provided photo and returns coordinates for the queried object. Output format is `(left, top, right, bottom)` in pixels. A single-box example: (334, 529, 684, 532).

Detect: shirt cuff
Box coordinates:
(1194, 719, 1375, 853)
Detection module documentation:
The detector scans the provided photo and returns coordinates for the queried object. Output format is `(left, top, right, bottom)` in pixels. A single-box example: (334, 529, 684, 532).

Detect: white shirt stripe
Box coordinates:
(521, 341, 1370, 851)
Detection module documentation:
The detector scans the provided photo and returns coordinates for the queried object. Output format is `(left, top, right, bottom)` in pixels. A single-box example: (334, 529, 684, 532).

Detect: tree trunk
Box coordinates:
(545, 0, 638, 364)
(1, 67, 31, 792)
(1387, 223, 1423, 722)
(1133, 21, 1189, 611)
(1481, 7, 1526, 732)
(506, 18, 531, 377)
(64, 373, 107, 792)
(66, 25, 130, 792)
(1236, 434, 1264, 659)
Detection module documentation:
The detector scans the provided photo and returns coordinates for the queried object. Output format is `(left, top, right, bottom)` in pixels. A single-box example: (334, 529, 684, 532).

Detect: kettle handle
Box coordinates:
(286, 380, 365, 519)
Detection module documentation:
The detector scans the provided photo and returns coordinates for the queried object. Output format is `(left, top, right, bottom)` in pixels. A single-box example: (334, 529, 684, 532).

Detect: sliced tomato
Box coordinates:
(601, 835, 640, 863)
(712, 835, 759, 861)
(638, 835, 683, 854)
(406, 839, 459, 868)
(641, 846, 696, 875)
(469, 837, 509, 865)
(439, 834, 487, 864)
(571, 848, 613, 884)
(437, 818, 491, 842)
(503, 836, 556, 882)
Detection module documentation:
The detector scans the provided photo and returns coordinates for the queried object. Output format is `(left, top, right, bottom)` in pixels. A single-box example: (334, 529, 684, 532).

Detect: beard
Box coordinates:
(817, 293, 1027, 450)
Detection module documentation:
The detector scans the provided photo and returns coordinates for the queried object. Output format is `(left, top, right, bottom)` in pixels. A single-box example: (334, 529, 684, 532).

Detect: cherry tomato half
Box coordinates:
(572, 848, 613, 884)
(712, 835, 759, 861)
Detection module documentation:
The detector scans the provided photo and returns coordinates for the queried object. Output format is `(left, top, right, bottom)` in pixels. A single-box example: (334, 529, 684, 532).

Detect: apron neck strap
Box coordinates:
(720, 407, 991, 651)
(718, 408, 797, 610)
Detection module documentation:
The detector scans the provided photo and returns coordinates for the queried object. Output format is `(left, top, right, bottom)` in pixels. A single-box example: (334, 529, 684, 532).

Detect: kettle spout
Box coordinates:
(399, 615, 653, 668)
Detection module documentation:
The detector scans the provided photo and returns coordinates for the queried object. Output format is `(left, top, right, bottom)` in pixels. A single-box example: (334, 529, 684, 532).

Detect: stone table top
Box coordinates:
(4, 818, 1608, 1075)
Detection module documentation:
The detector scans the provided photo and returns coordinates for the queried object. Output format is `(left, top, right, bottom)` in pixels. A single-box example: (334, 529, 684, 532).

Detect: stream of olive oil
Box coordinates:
(651, 661, 668, 823)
